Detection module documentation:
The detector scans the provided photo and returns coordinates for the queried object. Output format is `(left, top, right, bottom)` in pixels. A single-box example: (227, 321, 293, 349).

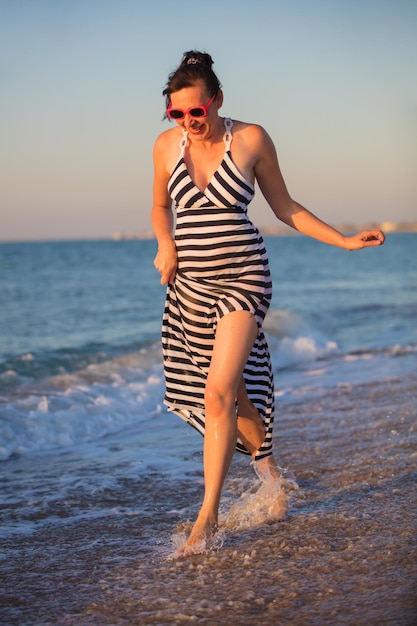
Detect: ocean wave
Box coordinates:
(1, 309, 415, 462)
(0, 346, 165, 461)
(264, 309, 339, 370)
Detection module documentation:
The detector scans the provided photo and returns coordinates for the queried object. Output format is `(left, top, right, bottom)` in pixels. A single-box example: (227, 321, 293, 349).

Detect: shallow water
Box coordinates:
(1, 373, 416, 625)
(1, 235, 416, 624)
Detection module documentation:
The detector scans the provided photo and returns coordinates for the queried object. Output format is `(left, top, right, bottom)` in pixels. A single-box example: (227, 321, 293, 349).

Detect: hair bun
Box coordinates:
(181, 51, 213, 69)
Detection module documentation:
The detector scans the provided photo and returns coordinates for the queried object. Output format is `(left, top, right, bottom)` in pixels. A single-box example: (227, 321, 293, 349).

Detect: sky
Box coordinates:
(1, 0, 416, 241)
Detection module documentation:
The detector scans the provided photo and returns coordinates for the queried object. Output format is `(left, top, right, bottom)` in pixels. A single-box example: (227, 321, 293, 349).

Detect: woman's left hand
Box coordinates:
(343, 230, 385, 250)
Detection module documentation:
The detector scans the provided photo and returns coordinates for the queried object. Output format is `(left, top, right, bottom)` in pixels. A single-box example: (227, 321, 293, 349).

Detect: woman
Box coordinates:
(151, 50, 384, 555)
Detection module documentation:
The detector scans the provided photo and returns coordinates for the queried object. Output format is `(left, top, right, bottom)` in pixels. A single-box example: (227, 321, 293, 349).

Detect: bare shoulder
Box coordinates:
(153, 126, 180, 153)
(229, 120, 276, 176)
(231, 120, 275, 153)
(153, 126, 183, 173)
(231, 120, 270, 138)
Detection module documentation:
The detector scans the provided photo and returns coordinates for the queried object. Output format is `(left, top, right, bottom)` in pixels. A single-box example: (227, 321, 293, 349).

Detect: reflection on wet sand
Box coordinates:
(1, 374, 416, 625)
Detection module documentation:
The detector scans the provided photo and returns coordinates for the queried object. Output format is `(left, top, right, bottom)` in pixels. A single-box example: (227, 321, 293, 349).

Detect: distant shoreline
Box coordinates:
(111, 220, 417, 241)
(1, 222, 416, 244)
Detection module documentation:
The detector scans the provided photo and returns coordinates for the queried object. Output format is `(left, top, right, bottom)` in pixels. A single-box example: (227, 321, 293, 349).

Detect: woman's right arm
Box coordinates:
(151, 134, 178, 285)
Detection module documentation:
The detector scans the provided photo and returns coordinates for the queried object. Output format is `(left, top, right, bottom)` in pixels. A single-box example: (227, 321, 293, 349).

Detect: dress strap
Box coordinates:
(223, 117, 233, 151)
(223, 117, 233, 150)
(180, 120, 231, 155)
(179, 128, 188, 158)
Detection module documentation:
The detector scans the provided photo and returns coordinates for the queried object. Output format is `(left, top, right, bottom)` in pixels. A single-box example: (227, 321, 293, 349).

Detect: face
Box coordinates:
(168, 80, 222, 140)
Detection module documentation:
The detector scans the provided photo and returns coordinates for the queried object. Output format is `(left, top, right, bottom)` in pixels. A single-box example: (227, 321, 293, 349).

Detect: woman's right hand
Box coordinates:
(154, 243, 178, 285)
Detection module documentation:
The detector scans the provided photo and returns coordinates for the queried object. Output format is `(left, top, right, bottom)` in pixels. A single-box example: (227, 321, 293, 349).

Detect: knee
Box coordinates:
(204, 384, 235, 418)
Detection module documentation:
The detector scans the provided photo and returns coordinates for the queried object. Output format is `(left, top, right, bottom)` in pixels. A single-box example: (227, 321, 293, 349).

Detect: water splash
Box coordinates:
(167, 463, 301, 559)
(168, 527, 226, 559)
(222, 462, 300, 532)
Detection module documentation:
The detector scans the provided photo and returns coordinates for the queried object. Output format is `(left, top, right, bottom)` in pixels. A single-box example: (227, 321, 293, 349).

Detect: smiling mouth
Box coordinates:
(188, 123, 203, 134)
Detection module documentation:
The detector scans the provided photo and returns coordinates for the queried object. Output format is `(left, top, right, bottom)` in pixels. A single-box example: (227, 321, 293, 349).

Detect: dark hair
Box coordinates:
(162, 50, 222, 110)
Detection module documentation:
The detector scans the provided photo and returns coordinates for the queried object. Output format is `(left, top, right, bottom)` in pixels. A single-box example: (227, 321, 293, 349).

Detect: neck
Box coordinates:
(190, 117, 225, 149)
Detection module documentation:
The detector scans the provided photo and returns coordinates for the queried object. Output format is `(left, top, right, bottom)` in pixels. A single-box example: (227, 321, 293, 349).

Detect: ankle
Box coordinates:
(253, 455, 281, 480)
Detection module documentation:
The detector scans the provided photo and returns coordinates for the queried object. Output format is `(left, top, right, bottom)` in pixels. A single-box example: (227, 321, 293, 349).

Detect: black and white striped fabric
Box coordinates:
(162, 118, 274, 460)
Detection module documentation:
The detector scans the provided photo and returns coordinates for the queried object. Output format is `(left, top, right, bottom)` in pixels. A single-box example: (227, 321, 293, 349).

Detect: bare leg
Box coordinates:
(237, 378, 281, 477)
(236, 377, 266, 455)
(236, 379, 289, 520)
(179, 311, 259, 554)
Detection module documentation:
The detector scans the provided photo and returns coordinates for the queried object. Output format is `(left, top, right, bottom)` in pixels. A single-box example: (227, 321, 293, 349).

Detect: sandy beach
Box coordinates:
(2, 372, 416, 625)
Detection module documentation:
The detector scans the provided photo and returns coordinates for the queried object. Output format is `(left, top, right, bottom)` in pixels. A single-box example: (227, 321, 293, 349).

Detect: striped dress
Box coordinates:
(162, 117, 274, 460)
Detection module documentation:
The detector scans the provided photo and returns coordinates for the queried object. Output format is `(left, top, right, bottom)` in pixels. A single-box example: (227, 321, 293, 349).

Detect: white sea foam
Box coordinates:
(264, 309, 339, 370)
(1, 309, 415, 461)
(0, 349, 166, 461)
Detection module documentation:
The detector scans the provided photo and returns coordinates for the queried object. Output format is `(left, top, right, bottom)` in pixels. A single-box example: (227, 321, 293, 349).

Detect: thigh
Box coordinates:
(206, 310, 259, 398)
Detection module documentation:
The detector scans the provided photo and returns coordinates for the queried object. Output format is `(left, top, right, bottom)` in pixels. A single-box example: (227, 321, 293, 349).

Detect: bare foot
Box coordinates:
(223, 456, 293, 531)
(251, 456, 294, 521)
(266, 486, 289, 521)
(174, 520, 222, 557)
(253, 455, 281, 480)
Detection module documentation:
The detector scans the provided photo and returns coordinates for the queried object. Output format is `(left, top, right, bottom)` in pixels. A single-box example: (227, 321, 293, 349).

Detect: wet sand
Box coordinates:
(1, 374, 416, 625)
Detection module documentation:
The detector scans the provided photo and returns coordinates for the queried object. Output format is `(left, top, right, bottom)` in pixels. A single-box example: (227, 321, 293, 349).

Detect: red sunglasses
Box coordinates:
(167, 93, 217, 120)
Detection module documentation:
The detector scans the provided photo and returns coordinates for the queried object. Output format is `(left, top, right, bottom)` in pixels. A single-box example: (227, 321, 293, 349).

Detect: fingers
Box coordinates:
(160, 271, 174, 285)
(153, 250, 178, 284)
(156, 264, 177, 285)
(361, 230, 385, 246)
(345, 229, 385, 250)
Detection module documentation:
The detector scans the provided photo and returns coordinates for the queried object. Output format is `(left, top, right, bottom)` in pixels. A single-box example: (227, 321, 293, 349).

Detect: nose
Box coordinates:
(184, 113, 200, 126)
(183, 113, 198, 129)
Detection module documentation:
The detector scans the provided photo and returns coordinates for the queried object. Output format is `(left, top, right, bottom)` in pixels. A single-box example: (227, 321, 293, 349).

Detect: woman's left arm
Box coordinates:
(252, 126, 385, 250)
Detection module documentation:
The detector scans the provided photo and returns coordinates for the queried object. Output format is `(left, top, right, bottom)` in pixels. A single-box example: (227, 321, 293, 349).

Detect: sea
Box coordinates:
(1, 233, 416, 625)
